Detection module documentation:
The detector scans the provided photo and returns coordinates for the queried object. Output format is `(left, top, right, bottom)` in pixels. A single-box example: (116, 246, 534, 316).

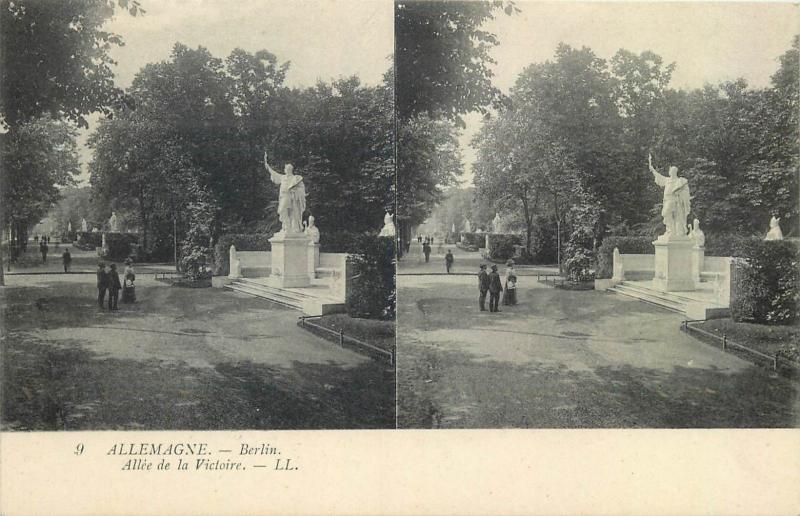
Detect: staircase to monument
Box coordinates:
(608, 280, 729, 319)
(224, 277, 344, 316)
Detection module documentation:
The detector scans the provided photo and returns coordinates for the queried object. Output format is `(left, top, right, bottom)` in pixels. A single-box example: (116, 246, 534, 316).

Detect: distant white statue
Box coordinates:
(492, 212, 502, 233)
(379, 212, 396, 237)
(464, 219, 472, 232)
(81, 218, 88, 232)
(229, 245, 242, 278)
(263, 151, 307, 234)
(108, 212, 118, 232)
(765, 216, 784, 241)
(304, 215, 320, 244)
(476, 227, 483, 234)
(648, 154, 691, 239)
(101, 232, 108, 250)
(91, 227, 98, 233)
(67, 221, 72, 232)
(451, 223, 456, 234)
(688, 218, 705, 247)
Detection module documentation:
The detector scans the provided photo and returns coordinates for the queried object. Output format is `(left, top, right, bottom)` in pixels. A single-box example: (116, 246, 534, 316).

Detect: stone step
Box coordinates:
(237, 278, 315, 301)
(609, 284, 688, 314)
(225, 282, 305, 311)
(617, 281, 703, 305)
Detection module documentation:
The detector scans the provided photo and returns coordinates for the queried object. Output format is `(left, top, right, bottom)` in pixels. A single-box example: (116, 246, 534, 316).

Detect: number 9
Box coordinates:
(74, 443, 84, 456)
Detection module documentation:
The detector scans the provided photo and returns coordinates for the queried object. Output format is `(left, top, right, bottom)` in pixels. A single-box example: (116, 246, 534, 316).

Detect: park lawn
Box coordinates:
(307, 314, 395, 353)
(693, 319, 800, 360)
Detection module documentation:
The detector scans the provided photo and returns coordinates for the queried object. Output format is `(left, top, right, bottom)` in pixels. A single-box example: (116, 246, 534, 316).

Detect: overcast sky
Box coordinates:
(458, 1, 800, 186)
(75, 0, 393, 182)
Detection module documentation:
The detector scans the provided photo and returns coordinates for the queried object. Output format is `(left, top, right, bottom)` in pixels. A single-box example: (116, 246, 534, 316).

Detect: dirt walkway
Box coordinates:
(397, 275, 799, 428)
(2, 275, 394, 430)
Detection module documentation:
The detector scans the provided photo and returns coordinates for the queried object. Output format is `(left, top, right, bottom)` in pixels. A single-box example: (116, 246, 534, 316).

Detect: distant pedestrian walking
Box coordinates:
(107, 264, 121, 311)
(423, 242, 431, 262)
(445, 249, 454, 273)
(97, 262, 108, 309)
(122, 258, 136, 303)
(62, 248, 72, 273)
(39, 240, 48, 264)
(502, 259, 517, 306)
(488, 264, 503, 312)
(477, 264, 490, 311)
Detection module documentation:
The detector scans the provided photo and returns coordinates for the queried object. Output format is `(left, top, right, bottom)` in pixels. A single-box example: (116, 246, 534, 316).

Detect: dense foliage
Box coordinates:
(346, 236, 396, 320)
(474, 38, 800, 273)
(731, 240, 799, 325)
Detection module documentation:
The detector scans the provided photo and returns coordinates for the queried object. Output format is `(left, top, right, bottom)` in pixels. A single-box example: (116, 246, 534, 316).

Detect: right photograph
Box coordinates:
(395, 1, 800, 428)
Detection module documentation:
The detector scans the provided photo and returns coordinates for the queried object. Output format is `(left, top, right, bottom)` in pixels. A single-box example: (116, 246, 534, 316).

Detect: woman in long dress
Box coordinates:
(502, 259, 517, 306)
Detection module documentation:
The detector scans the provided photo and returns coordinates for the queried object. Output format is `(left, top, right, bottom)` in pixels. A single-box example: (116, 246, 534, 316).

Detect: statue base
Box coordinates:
(269, 232, 311, 288)
(652, 235, 695, 292)
(308, 242, 320, 278)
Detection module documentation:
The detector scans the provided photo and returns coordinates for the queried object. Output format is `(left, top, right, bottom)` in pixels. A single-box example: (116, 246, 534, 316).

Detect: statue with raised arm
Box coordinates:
(263, 151, 307, 234)
(108, 212, 118, 232)
(648, 153, 691, 239)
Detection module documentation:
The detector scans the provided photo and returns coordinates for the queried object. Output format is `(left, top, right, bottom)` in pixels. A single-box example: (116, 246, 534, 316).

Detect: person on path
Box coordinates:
(423, 242, 431, 263)
(477, 264, 490, 311)
(488, 264, 503, 312)
(502, 259, 517, 306)
(107, 263, 121, 311)
(39, 240, 48, 264)
(445, 249, 454, 273)
(97, 262, 109, 309)
(122, 258, 136, 303)
(62, 248, 72, 273)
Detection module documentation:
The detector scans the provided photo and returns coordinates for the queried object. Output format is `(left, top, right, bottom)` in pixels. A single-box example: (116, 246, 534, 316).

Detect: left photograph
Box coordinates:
(0, 0, 396, 430)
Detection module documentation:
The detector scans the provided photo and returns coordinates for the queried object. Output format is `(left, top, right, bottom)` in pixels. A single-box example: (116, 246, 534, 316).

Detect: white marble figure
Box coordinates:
(67, 221, 72, 232)
(476, 228, 483, 234)
(101, 233, 108, 250)
(765, 216, 784, 240)
(304, 215, 321, 244)
(492, 212, 502, 233)
(451, 223, 456, 234)
(379, 212, 396, 237)
(263, 151, 307, 234)
(91, 227, 98, 233)
(229, 245, 241, 278)
(81, 218, 88, 232)
(648, 154, 691, 239)
(108, 212, 118, 232)
(688, 218, 705, 247)
(464, 219, 471, 233)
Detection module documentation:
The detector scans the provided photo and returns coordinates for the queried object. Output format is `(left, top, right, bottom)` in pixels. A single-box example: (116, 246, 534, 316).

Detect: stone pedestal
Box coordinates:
(691, 245, 705, 285)
(269, 232, 311, 288)
(308, 242, 320, 278)
(652, 236, 695, 292)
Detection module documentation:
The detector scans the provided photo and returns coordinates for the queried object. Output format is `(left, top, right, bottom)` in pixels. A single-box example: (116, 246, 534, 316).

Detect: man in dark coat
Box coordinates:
(107, 263, 122, 311)
(444, 249, 454, 273)
(477, 264, 490, 311)
(62, 248, 72, 273)
(488, 264, 503, 312)
(40, 240, 48, 264)
(423, 242, 431, 263)
(97, 262, 108, 308)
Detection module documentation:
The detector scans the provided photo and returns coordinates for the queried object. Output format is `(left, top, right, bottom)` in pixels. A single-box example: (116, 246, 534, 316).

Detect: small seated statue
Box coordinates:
(304, 215, 320, 244)
(765, 216, 783, 241)
(688, 218, 705, 247)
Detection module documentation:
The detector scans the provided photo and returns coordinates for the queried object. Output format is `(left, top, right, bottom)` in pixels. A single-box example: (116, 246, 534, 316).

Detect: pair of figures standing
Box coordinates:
(478, 262, 517, 312)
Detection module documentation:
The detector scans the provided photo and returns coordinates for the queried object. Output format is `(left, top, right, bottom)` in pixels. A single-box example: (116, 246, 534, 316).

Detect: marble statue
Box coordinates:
(304, 215, 320, 244)
(101, 232, 108, 250)
(67, 221, 72, 232)
(379, 212, 396, 237)
(264, 151, 307, 234)
(765, 216, 783, 241)
(492, 212, 502, 233)
(451, 223, 456, 234)
(476, 228, 483, 234)
(91, 227, 98, 233)
(464, 219, 471, 233)
(108, 212, 118, 232)
(648, 154, 690, 239)
(688, 218, 705, 247)
(81, 218, 88, 232)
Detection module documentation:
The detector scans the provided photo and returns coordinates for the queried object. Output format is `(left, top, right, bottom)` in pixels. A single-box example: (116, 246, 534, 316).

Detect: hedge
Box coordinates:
(103, 233, 139, 262)
(346, 235, 395, 320)
(486, 234, 522, 261)
(460, 232, 486, 249)
(75, 231, 102, 250)
(213, 234, 273, 276)
(731, 239, 799, 325)
(595, 236, 654, 279)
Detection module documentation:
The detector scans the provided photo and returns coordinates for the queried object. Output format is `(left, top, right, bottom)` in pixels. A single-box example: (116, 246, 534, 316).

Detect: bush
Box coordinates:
(595, 236, 654, 279)
(75, 231, 102, 250)
(529, 215, 558, 264)
(213, 234, 273, 276)
(460, 232, 486, 249)
(563, 227, 596, 282)
(347, 235, 395, 320)
(731, 239, 799, 325)
(103, 233, 139, 262)
(704, 233, 760, 257)
(487, 234, 522, 261)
